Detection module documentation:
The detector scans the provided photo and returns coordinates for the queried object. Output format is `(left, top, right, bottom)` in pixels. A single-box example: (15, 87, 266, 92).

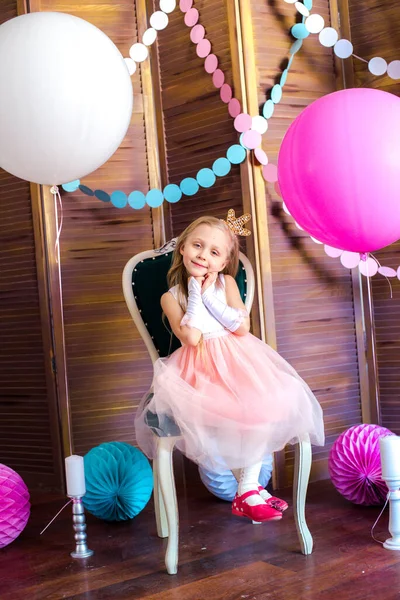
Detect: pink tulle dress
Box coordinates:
(135, 275, 325, 471)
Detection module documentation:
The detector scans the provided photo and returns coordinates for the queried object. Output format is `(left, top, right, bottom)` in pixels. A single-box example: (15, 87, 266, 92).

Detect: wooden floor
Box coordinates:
(1, 477, 399, 600)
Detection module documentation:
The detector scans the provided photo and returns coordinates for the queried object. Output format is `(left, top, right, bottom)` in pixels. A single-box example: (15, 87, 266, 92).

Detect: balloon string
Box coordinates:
(370, 253, 393, 299)
(40, 498, 72, 535)
(371, 493, 389, 545)
(51, 186, 63, 263)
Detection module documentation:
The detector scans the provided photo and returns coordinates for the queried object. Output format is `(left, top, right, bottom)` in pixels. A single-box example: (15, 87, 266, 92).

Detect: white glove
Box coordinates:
(202, 284, 248, 332)
(180, 277, 207, 331)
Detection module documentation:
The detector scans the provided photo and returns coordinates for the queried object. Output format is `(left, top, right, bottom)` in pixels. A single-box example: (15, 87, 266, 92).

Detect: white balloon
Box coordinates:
(0, 12, 132, 186)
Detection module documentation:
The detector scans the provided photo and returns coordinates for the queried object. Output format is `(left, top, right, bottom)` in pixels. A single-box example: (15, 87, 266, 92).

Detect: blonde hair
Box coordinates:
(167, 215, 239, 308)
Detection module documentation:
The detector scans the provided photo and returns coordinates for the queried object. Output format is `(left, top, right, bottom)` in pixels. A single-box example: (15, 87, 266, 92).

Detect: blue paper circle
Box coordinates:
(212, 157, 231, 177)
(180, 177, 199, 196)
(271, 84, 282, 104)
(111, 190, 128, 208)
(62, 180, 80, 192)
(94, 190, 111, 203)
(290, 39, 303, 54)
(83, 442, 153, 521)
(128, 191, 146, 209)
(226, 144, 246, 164)
(146, 189, 164, 208)
(163, 184, 182, 204)
(79, 185, 94, 197)
(303, 0, 313, 9)
(291, 23, 310, 40)
(262, 100, 275, 119)
(199, 456, 274, 502)
(196, 168, 216, 188)
(280, 69, 288, 87)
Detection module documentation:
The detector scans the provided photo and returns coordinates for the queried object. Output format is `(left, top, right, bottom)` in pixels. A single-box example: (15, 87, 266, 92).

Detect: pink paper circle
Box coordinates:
(262, 163, 278, 183)
(254, 148, 268, 165)
(242, 130, 262, 150)
(378, 266, 397, 277)
(205, 54, 218, 74)
(196, 38, 211, 58)
(234, 113, 252, 133)
(324, 245, 343, 258)
(184, 7, 199, 26)
(179, 0, 193, 12)
(359, 257, 379, 276)
(190, 24, 205, 43)
(212, 69, 225, 88)
(220, 84, 232, 104)
(340, 251, 360, 269)
(228, 98, 241, 118)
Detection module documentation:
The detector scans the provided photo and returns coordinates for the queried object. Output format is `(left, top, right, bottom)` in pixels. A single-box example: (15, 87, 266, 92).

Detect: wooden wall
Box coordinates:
(347, 0, 400, 434)
(0, 0, 62, 488)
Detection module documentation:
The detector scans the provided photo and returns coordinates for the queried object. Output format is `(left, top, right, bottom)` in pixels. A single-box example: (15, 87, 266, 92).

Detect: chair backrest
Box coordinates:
(122, 238, 255, 363)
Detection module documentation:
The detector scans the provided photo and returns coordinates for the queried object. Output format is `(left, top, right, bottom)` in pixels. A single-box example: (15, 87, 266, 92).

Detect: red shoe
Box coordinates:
(258, 487, 288, 512)
(232, 491, 282, 522)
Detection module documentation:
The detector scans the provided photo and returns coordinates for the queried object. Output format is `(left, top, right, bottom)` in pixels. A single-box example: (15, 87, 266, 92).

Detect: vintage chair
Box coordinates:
(122, 239, 313, 575)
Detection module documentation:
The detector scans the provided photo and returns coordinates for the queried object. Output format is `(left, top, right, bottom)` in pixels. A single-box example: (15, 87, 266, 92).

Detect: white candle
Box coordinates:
(380, 436, 400, 479)
(65, 455, 86, 497)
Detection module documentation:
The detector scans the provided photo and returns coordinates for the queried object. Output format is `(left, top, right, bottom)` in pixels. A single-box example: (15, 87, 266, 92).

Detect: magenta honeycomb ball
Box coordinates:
(0, 464, 30, 548)
(329, 424, 393, 506)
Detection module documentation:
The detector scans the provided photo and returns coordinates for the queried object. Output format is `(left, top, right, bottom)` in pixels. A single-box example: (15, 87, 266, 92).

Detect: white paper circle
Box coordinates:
(378, 266, 397, 278)
(142, 27, 157, 46)
(251, 115, 268, 134)
(305, 14, 325, 34)
(160, 0, 176, 13)
(397, 266, 400, 280)
(282, 202, 291, 216)
(340, 251, 360, 269)
(310, 236, 323, 244)
(295, 2, 309, 17)
(319, 27, 338, 48)
(150, 10, 169, 30)
(359, 257, 378, 277)
(324, 245, 343, 258)
(124, 57, 137, 75)
(368, 57, 387, 76)
(129, 42, 148, 63)
(334, 39, 353, 59)
(387, 60, 400, 80)
(283, 0, 297, 4)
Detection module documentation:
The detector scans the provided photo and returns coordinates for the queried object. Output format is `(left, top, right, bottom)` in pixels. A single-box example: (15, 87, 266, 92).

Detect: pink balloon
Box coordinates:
(278, 88, 400, 253)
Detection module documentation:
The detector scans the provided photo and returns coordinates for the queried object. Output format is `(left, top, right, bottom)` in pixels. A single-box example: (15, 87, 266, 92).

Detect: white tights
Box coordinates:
(232, 463, 272, 506)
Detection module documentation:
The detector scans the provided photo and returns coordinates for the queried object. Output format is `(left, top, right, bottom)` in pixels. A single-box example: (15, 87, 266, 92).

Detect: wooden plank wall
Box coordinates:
(0, 0, 60, 487)
(37, 0, 155, 455)
(348, 0, 400, 433)
(156, 0, 245, 233)
(248, 0, 362, 482)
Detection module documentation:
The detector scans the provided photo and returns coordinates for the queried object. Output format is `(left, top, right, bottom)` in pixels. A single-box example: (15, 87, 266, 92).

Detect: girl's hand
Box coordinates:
(201, 271, 218, 294)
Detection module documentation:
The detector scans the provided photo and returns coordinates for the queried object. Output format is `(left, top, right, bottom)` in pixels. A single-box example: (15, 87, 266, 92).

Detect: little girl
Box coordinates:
(135, 211, 324, 522)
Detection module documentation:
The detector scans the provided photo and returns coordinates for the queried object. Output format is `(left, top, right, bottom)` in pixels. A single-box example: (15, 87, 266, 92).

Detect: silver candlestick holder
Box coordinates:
(70, 496, 94, 559)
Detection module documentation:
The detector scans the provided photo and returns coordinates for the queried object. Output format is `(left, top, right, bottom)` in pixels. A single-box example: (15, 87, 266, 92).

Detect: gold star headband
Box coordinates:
(222, 209, 252, 237)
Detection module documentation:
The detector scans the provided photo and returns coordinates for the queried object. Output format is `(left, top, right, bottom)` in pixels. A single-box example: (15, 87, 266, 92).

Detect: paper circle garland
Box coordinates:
(83, 442, 153, 521)
(0, 464, 30, 548)
(329, 424, 393, 506)
(199, 456, 273, 502)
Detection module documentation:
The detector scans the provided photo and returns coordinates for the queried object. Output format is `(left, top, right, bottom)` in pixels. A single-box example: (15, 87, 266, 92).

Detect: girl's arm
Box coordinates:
(223, 275, 250, 336)
(161, 291, 202, 347)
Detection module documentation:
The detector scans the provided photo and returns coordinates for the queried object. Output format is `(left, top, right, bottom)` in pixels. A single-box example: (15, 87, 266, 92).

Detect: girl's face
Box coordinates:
(180, 224, 230, 277)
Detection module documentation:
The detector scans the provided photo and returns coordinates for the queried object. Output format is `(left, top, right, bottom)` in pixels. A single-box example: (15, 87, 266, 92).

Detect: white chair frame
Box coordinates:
(122, 239, 313, 575)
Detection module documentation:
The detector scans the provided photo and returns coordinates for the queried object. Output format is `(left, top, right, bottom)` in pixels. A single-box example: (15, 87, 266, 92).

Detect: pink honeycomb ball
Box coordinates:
(0, 464, 30, 548)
